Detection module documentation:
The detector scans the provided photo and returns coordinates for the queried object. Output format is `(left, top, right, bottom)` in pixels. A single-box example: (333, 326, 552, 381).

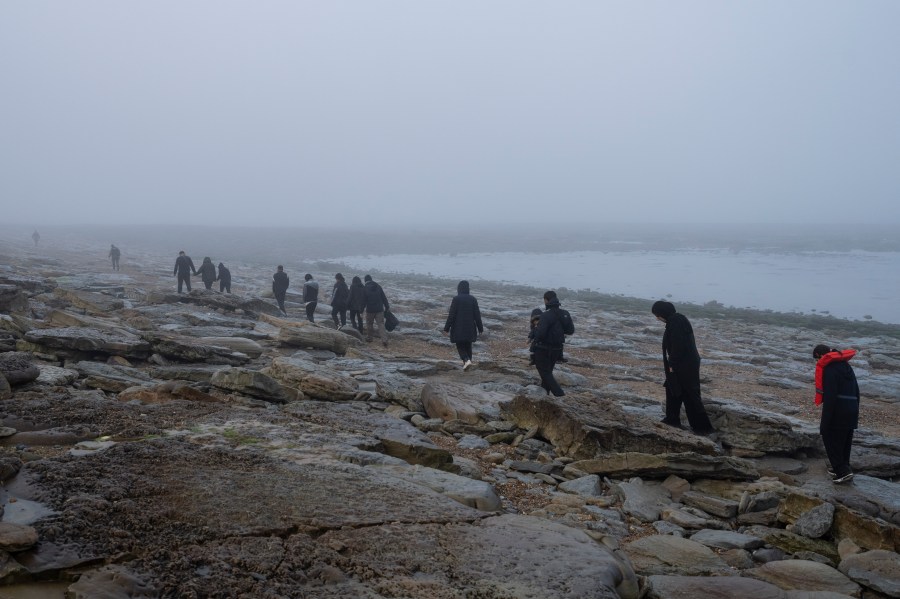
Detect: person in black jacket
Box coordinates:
(443, 280, 484, 370)
(330, 273, 349, 328)
(532, 290, 574, 396)
(216, 262, 232, 293)
(272, 265, 289, 315)
(109, 244, 121, 270)
(303, 274, 319, 322)
(174, 251, 197, 293)
(652, 300, 714, 435)
(196, 257, 217, 290)
(363, 274, 390, 347)
(813, 344, 860, 484)
(347, 276, 366, 333)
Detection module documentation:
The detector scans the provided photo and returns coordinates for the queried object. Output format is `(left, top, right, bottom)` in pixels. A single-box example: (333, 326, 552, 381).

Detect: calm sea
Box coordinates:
(337, 249, 900, 324)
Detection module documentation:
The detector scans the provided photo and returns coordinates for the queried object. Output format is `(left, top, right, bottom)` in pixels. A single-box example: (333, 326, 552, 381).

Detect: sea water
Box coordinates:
(337, 249, 900, 324)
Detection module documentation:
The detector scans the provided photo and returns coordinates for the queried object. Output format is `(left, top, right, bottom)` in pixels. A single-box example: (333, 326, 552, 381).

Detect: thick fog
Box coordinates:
(2, 1, 899, 227)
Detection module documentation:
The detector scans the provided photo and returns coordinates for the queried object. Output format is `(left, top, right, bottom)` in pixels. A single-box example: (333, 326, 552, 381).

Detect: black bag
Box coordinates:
(384, 310, 399, 332)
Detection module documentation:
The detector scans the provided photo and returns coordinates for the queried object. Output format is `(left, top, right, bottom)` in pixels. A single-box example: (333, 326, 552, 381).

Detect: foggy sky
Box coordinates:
(2, 2, 899, 227)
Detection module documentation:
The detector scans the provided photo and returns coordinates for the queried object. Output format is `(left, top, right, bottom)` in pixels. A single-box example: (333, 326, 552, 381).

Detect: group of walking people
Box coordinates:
(173, 251, 231, 293)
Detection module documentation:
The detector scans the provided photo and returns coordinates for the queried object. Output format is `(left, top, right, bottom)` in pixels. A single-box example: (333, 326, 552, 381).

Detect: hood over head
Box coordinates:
(652, 300, 676, 320)
(457, 280, 470, 294)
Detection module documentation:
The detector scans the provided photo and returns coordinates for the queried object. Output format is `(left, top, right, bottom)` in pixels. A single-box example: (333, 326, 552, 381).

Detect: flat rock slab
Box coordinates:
(53, 288, 124, 314)
(421, 381, 508, 425)
(570, 451, 758, 481)
(746, 560, 861, 596)
(265, 356, 360, 401)
(143, 332, 251, 365)
(375, 464, 501, 511)
(645, 575, 788, 599)
(210, 367, 298, 403)
(73, 361, 154, 393)
(624, 534, 731, 575)
(24, 327, 151, 358)
(704, 399, 822, 456)
(838, 550, 900, 597)
(691, 529, 765, 550)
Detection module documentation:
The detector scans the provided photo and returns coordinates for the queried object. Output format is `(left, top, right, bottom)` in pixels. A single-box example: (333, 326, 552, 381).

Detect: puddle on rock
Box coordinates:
(0, 582, 68, 599)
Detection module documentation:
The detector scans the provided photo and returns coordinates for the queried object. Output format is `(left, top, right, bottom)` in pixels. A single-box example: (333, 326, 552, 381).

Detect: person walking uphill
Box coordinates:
(651, 300, 715, 435)
(174, 251, 197, 293)
(330, 273, 349, 328)
(196, 257, 217, 290)
(272, 266, 289, 315)
(532, 291, 574, 396)
(109, 245, 121, 271)
(813, 345, 860, 484)
(216, 262, 231, 293)
(443, 280, 484, 371)
(303, 274, 319, 322)
(347, 276, 366, 333)
(363, 275, 390, 347)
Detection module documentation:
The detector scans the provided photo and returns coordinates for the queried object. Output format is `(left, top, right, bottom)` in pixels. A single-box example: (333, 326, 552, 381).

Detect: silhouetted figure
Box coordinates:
(652, 300, 714, 435)
(174, 251, 197, 293)
(532, 290, 574, 396)
(31, 230, 40, 247)
(813, 344, 860, 484)
(272, 265, 289, 315)
(363, 274, 390, 347)
(303, 274, 319, 322)
(330, 273, 349, 328)
(216, 262, 231, 293)
(347, 276, 366, 333)
(527, 308, 543, 366)
(108, 244, 121, 270)
(196, 257, 217, 290)
(443, 280, 484, 371)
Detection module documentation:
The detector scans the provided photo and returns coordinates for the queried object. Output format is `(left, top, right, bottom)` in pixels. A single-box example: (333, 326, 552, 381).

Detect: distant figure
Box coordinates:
(363, 274, 390, 347)
(216, 262, 231, 293)
(272, 265, 289, 315)
(347, 276, 366, 333)
(532, 291, 574, 396)
(303, 274, 319, 322)
(31, 230, 40, 246)
(173, 251, 197, 293)
(813, 344, 860, 484)
(108, 244, 121, 271)
(442, 280, 484, 371)
(196, 257, 217, 290)
(330, 273, 349, 328)
(651, 300, 714, 435)
(527, 308, 543, 366)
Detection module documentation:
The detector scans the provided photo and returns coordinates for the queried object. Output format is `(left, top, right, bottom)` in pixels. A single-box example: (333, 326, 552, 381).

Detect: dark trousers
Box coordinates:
(534, 348, 564, 397)
(203, 280, 213, 290)
(111, 258, 119, 270)
(455, 341, 473, 363)
(219, 281, 231, 293)
(821, 428, 854, 476)
(332, 306, 346, 326)
(664, 364, 714, 433)
(177, 273, 191, 293)
(350, 310, 364, 331)
(274, 292, 286, 313)
(305, 301, 317, 322)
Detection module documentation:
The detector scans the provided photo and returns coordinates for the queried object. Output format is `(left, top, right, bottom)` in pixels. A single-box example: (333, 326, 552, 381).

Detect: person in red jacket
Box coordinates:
(813, 344, 860, 484)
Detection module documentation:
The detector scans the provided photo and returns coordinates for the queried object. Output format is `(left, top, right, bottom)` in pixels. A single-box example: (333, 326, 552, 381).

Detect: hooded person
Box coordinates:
(363, 275, 390, 347)
(330, 273, 349, 328)
(108, 244, 121, 270)
(531, 291, 574, 396)
(196, 257, 217, 290)
(173, 251, 197, 293)
(216, 262, 232, 293)
(651, 300, 714, 435)
(347, 276, 366, 333)
(813, 345, 860, 483)
(303, 274, 319, 322)
(442, 280, 484, 370)
(272, 265, 289, 315)
(527, 308, 544, 365)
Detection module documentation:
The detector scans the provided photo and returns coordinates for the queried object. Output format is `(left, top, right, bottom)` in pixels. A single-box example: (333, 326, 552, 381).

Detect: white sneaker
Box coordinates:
(463, 360, 473, 371)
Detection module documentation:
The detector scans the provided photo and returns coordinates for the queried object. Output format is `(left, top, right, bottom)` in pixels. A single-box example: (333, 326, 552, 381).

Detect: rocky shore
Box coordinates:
(0, 235, 899, 598)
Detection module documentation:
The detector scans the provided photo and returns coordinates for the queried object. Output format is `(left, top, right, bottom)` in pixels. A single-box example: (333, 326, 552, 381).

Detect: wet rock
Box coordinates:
(644, 575, 787, 599)
(0, 522, 38, 552)
(623, 534, 731, 575)
(210, 367, 297, 403)
(0, 427, 98, 448)
(567, 452, 758, 481)
(838, 549, 900, 597)
(746, 560, 861, 596)
(13, 541, 105, 579)
(421, 382, 507, 425)
(0, 352, 40, 386)
(23, 327, 151, 359)
(265, 356, 361, 401)
(66, 564, 157, 598)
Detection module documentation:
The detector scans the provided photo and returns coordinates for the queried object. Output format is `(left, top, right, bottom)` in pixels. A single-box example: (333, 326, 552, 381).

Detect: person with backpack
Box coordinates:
(651, 300, 715, 435)
(531, 290, 574, 396)
(303, 274, 319, 322)
(813, 344, 860, 484)
(363, 274, 390, 347)
(216, 262, 232, 293)
(330, 273, 349, 328)
(347, 276, 366, 333)
(442, 280, 484, 370)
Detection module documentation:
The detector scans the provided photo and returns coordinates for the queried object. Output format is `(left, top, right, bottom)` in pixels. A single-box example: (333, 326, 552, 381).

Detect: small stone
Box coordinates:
(791, 502, 834, 539)
(0, 522, 39, 552)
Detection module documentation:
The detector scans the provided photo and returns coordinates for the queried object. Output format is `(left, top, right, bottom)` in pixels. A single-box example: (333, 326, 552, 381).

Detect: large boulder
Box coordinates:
(275, 323, 361, 355)
(265, 356, 361, 401)
(0, 352, 40, 385)
(143, 333, 251, 365)
(210, 367, 299, 403)
(705, 399, 823, 457)
(421, 382, 508, 425)
(23, 327, 151, 359)
(838, 550, 900, 597)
